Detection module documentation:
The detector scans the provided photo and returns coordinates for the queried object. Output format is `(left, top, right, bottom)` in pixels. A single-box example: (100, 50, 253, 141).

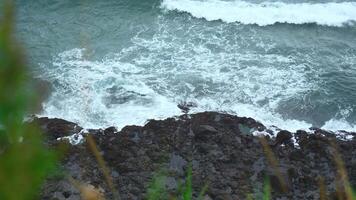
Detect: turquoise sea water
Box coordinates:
(15, 0, 356, 131)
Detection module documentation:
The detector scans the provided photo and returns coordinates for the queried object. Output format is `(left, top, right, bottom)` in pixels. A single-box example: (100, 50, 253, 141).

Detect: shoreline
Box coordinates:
(34, 111, 356, 199)
(32, 109, 356, 145)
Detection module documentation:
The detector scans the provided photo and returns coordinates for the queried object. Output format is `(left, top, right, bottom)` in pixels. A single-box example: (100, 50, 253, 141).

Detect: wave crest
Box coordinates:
(161, 0, 356, 26)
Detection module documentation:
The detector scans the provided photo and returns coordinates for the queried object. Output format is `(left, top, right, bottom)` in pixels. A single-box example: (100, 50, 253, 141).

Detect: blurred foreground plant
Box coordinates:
(0, 1, 56, 199)
(147, 165, 208, 200)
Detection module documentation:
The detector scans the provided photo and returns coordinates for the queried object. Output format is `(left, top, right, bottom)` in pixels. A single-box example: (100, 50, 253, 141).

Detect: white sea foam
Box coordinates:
(161, 0, 356, 26)
(322, 118, 356, 132)
(57, 130, 85, 145)
(38, 15, 356, 134)
(39, 48, 181, 129)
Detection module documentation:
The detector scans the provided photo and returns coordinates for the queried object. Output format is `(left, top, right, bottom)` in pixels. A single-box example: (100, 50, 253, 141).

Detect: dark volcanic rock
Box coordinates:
(32, 117, 82, 144)
(274, 130, 293, 147)
(39, 112, 356, 200)
(177, 101, 197, 114)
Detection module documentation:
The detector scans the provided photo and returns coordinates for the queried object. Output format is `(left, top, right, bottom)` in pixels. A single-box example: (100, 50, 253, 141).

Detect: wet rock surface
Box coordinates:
(36, 112, 356, 200)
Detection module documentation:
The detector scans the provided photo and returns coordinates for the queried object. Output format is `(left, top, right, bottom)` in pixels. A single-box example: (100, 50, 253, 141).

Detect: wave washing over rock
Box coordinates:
(25, 0, 356, 133)
(34, 112, 356, 199)
(161, 0, 356, 26)
(37, 45, 356, 133)
(14, 1, 356, 199)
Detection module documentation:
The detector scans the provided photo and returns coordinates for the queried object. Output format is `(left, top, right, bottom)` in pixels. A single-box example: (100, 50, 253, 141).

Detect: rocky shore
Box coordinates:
(34, 112, 356, 200)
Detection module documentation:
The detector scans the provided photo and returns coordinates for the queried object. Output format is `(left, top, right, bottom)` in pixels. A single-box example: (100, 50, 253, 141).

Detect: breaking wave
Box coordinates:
(35, 5, 356, 133)
(161, 0, 356, 26)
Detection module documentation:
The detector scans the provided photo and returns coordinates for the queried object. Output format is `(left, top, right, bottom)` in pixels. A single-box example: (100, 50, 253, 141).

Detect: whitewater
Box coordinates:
(161, 0, 356, 26)
(15, 0, 356, 133)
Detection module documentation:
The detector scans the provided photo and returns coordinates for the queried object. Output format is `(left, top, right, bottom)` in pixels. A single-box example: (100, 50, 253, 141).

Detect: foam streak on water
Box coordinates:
(161, 0, 356, 26)
(39, 44, 316, 131)
(39, 48, 181, 129)
(35, 2, 356, 133)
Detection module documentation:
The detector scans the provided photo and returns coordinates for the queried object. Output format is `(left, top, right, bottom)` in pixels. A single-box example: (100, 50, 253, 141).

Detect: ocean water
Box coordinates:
(15, 0, 356, 131)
